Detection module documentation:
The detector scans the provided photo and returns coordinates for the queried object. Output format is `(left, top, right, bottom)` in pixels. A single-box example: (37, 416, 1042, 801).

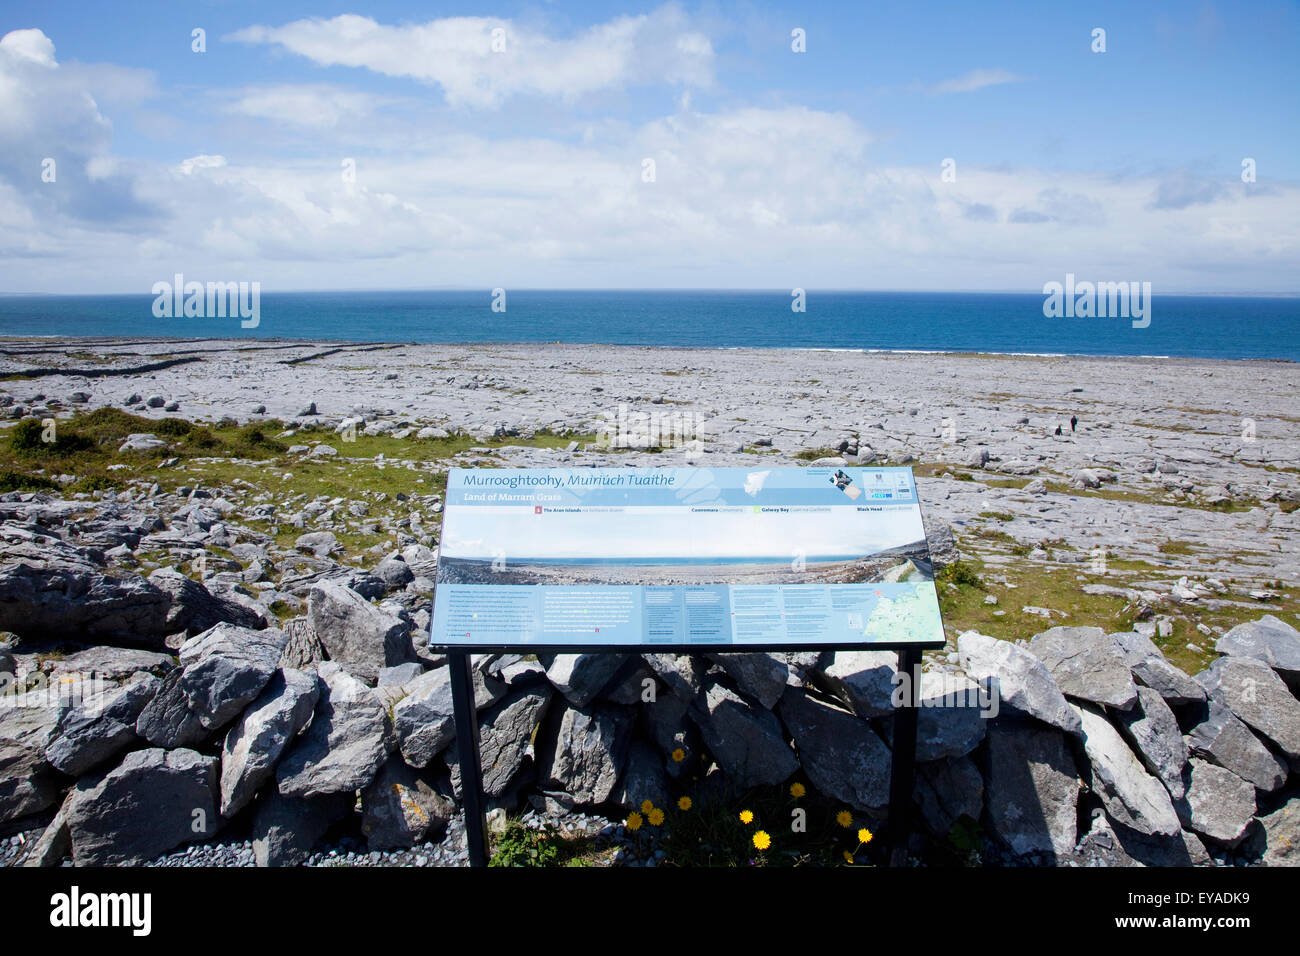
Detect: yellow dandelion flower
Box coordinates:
(671, 748, 685, 763)
(677, 796, 692, 811)
(739, 809, 754, 825)
(641, 800, 654, 814)
(626, 812, 643, 832)
(648, 808, 665, 826)
(836, 810, 853, 828)
(753, 830, 771, 851)
(858, 828, 874, 845)
(789, 782, 806, 799)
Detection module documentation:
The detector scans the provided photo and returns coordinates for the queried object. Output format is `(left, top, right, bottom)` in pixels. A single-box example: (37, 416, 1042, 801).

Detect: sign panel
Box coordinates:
(429, 466, 946, 651)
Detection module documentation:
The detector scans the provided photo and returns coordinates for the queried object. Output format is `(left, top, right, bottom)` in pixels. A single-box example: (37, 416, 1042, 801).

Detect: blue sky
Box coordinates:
(1, 1, 1296, 292)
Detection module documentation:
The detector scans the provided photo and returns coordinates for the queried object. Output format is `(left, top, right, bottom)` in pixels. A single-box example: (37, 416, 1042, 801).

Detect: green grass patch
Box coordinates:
(793, 447, 841, 462)
(489, 820, 600, 867)
(0, 468, 59, 492)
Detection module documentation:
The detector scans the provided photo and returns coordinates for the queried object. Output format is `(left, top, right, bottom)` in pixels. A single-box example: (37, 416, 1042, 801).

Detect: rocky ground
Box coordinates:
(1, 337, 1298, 867)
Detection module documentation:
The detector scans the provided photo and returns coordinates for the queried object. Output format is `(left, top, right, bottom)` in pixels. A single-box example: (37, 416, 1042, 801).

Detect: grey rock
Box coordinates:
(447, 684, 553, 798)
(539, 704, 632, 805)
(544, 653, 628, 708)
(958, 630, 1082, 735)
(134, 668, 207, 747)
(499, 658, 548, 687)
(21, 792, 72, 867)
(1114, 685, 1189, 800)
(360, 757, 452, 850)
(613, 741, 671, 812)
(984, 722, 1079, 859)
(0, 737, 62, 823)
(1186, 700, 1289, 792)
(1176, 759, 1255, 846)
(915, 755, 983, 837)
(1110, 822, 1212, 867)
(706, 653, 789, 709)
(294, 531, 338, 558)
(275, 664, 395, 797)
(1073, 703, 1181, 837)
(1028, 626, 1138, 709)
(149, 567, 266, 635)
(915, 672, 988, 761)
(45, 646, 175, 682)
(279, 619, 326, 670)
(1217, 614, 1300, 675)
(1257, 796, 1300, 866)
(642, 653, 707, 702)
(600, 661, 658, 705)
(777, 686, 886, 808)
(1198, 656, 1300, 758)
(1073, 468, 1102, 489)
(0, 687, 67, 823)
(119, 433, 165, 452)
(393, 664, 506, 768)
(68, 748, 219, 865)
(924, 518, 959, 569)
(252, 791, 352, 867)
(643, 692, 697, 778)
(0, 555, 170, 646)
(1111, 631, 1205, 705)
(815, 650, 897, 718)
(175, 622, 287, 731)
(776, 650, 827, 688)
(220, 668, 319, 817)
(377, 662, 426, 687)
(373, 557, 415, 589)
(693, 678, 797, 790)
(308, 581, 415, 684)
(45, 675, 158, 777)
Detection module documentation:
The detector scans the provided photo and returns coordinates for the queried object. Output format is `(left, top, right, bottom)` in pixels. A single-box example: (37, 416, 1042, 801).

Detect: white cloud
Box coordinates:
(930, 68, 1026, 95)
(0, 34, 1295, 294)
(1, 28, 56, 67)
(223, 84, 397, 128)
(179, 155, 228, 175)
(227, 6, 715, 108)
(0, 29, 155, 226)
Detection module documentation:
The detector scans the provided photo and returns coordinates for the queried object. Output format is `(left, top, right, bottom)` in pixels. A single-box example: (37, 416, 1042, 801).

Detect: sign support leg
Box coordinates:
(448, 651, 490, 868)
(886, 645, 922, 867)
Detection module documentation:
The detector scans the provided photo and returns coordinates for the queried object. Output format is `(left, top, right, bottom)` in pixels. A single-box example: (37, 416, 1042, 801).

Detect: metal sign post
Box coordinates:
(447, 651, 491, 868)
(886, 645, 923, 867)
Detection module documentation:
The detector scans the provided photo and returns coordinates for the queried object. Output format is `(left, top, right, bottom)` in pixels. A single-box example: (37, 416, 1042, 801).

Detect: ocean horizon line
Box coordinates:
(3, 332, 1296, 364)
(2, 288, 1298, 299)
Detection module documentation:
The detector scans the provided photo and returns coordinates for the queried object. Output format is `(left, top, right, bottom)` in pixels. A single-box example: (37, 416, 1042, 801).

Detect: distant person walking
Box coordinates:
(1070, 415, 1078, 432)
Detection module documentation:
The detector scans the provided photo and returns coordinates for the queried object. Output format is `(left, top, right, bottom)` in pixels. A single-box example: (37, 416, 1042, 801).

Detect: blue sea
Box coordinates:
(0, 290, 1296, 361)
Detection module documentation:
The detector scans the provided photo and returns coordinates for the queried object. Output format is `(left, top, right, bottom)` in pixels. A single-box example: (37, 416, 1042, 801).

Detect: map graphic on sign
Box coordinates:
(429, 466, 945, 650)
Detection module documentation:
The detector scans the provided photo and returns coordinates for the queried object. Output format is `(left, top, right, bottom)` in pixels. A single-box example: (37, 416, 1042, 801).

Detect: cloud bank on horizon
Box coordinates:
(0, 1, 1296, 294)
